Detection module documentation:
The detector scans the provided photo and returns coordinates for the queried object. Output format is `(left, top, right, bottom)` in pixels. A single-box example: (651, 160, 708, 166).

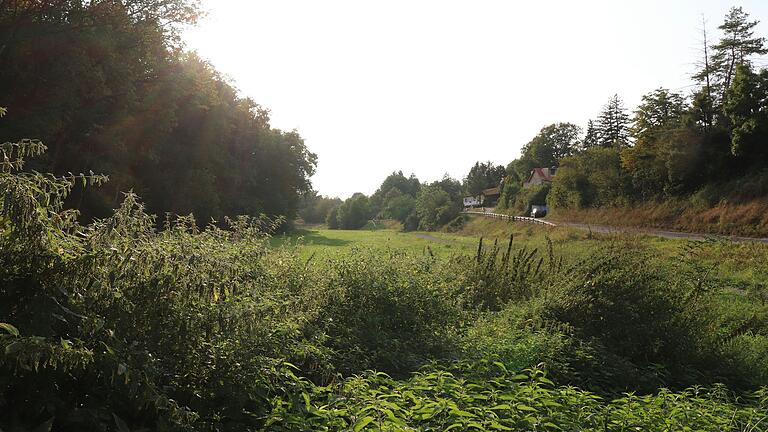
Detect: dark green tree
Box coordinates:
(595, 94, 631, 148)
(326, 204, 341, 229)
(711, 7, 768, 105)
(335, 193, 371, 229)
(582, 120, 599, 149)
(369, 171, 420, 216)
(548, 147, 628, 209)
(0, 1, 317, 224)
(621, 88, 688, 197)
(299, 192, 342, 224)
(383, 193, 417, 225)
(723, 64, 768, 158)
(415, 185, 460, 231)
(518, 123, 582, 175)
(463, 161, 506, 196)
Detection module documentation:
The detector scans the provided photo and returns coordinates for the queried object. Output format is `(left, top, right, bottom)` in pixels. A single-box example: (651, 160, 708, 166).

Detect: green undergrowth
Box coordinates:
(267, 363, 768, 431)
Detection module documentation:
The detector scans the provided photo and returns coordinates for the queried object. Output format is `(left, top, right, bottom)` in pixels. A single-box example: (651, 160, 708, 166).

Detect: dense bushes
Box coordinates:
(548, 147, 628, 209)
(315, 249, 463, 374)
(333, 193, 371, 229)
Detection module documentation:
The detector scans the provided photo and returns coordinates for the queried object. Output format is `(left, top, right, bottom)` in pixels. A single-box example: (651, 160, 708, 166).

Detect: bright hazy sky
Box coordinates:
(183, 1, 768, 199)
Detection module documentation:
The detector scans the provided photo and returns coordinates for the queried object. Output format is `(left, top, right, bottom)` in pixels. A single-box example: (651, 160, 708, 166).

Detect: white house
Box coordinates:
(463, 196, 482, 207)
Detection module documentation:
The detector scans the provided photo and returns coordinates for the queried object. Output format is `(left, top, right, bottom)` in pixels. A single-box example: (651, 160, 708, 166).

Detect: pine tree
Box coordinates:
(595, 94, 630, 148)
(694, 7, 768, 121)
(583, 120, 599, 149)
(712, 7, 767, 98)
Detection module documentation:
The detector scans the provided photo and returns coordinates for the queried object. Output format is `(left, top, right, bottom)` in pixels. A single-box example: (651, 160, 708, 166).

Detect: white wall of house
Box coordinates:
(463, 196, 481, 207)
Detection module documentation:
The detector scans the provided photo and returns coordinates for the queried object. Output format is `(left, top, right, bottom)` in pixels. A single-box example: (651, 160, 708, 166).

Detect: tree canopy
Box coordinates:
(463, 162, 506, 196)
(0, 0, 317, 224)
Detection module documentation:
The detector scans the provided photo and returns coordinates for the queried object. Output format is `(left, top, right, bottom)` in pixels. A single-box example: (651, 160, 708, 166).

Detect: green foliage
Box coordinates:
(544, 7, 768, 216)
(594, 94, 631, 148)
(315, 249, 463, 374)
(334, 193, 372, 229)
(416, 185, 460, 231)
(496, 175, 521, 210)
(463, 161, 506, 196)
(326, 172, 464, 232)
(266, 363, 768, 431)
(0, 141, 313, 430)
(3, 144, 768, 429)
(548, 147, 627, 209)
(710, 6, 768, 105)
(512, 184, 551, 215)
(382, 193, 416, 226)
(369, 171, 421, 216)
(517, 123, 581, 176)
(0, 1, 316, 223)
(724, 64, 768, 157)
(299, 192, 341, 224)
(325, 204, 340, 229)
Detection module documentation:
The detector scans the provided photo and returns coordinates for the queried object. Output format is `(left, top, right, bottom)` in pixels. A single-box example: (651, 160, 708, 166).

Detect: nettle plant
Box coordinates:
(0, 109, 305, 431)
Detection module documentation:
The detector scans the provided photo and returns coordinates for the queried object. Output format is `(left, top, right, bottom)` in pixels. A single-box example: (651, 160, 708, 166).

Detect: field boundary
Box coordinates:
(462, 210, 557, 227)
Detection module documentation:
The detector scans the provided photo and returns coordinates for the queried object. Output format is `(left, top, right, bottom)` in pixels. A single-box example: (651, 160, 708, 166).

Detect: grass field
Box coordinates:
(274, 217, 768, 289)
(272, 226, 477, 259)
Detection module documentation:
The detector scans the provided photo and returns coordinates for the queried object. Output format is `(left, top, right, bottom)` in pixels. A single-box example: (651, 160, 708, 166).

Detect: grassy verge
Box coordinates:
(550, 199, 768, 238)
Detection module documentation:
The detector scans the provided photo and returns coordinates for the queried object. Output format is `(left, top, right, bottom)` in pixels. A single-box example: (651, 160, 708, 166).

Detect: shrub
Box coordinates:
(313, 248, 464, 375)
(335, 193, 371, 229)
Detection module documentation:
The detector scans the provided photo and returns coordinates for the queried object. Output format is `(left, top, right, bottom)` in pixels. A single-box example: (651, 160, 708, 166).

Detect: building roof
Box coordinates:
(481, 186, 501, 197)
(526, 167, 555, 184)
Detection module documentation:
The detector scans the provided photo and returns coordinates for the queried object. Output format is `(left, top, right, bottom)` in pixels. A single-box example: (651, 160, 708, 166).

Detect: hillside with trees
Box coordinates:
(498, 7, 768, 236)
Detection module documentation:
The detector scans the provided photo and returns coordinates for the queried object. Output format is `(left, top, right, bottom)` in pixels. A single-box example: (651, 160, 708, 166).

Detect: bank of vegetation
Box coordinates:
(495, 7, 768, 237)
(2, 140, 768, 430)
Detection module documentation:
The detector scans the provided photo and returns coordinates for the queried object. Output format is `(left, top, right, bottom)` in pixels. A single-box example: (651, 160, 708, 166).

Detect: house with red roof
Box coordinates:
(523, 167, 556, 189)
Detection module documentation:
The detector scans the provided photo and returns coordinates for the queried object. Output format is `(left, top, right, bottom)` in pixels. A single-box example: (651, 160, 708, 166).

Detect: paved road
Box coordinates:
(552, 220, 768, 244)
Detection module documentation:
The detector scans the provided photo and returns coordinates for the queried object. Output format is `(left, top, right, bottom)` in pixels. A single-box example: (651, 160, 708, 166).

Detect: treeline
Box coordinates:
(0, 0, 316, 223)
(301, 163, 506, 231)
(498, 7, 768, 219)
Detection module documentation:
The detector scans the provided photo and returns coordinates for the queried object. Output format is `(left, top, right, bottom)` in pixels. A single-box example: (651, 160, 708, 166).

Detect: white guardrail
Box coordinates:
(462, 211, 557, 227)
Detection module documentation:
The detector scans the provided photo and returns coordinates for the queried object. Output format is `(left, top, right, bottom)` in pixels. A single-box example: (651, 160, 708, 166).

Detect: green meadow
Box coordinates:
(276, 217, 768, 292)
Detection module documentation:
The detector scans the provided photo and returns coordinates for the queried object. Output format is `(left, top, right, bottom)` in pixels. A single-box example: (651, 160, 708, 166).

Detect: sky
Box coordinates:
(182, 1, 768, 199)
